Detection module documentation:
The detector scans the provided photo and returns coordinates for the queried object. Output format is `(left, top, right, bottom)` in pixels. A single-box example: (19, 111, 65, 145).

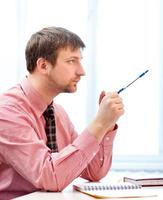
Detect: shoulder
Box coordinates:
(0, 85, 32, 124)
(0, 84, 26, 107)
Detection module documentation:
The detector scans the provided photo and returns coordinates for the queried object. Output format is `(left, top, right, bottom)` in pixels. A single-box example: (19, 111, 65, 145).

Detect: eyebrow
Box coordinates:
(66, 56, 83, 60)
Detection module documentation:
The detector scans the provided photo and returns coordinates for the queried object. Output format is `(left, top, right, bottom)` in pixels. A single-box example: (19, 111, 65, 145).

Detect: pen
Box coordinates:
(117, 70, 149, 94)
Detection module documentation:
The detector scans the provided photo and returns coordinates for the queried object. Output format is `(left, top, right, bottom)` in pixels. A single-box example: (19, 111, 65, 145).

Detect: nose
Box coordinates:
(77, 63, 86, 76)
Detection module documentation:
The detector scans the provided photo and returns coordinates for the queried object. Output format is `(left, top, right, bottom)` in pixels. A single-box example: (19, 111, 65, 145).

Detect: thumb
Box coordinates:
(99, 90, 106, 105)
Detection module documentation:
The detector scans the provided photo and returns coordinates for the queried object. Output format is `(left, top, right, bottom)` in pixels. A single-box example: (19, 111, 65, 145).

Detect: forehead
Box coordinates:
(57, 47, 83, 59)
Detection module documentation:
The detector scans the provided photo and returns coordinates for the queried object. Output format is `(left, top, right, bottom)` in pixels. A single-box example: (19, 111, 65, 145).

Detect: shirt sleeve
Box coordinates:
(54, 105, 117, 188)
(0, 105, 101, 192)
(80, 127, 117, 181)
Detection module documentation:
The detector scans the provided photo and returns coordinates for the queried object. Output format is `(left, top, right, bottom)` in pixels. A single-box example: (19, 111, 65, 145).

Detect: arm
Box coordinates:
(0, 106, 101, 192)
(80, 91, 123, 181)
(80, 127, 117, 181)
(55, 104, 117, 183)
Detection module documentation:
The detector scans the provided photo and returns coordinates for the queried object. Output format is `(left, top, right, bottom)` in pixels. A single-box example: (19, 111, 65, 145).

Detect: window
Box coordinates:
(91, 0, 162, 171)
(0, 0, 18, 91)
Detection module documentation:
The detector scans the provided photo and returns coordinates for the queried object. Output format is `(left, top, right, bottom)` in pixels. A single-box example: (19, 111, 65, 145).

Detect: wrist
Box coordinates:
(87, 120, 107, 142)
(108, 124, 117, 131)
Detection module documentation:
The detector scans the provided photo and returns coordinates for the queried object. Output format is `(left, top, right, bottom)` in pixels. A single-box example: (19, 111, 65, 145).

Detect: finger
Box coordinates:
(115, 98, 123, 104)
(117, 104, 125, 113)
(105, 92, 120, 99)
(99, 90, 106, 104)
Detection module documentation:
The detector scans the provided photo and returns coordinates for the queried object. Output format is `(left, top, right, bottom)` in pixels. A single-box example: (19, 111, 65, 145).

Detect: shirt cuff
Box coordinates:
(101, 124, 118, 146)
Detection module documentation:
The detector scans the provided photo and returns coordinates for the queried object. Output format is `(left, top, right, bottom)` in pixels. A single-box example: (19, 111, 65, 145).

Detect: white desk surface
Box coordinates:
(13, 184, 163, 200)
(13, 188, 163, 200)
(13, 172, 163, 200)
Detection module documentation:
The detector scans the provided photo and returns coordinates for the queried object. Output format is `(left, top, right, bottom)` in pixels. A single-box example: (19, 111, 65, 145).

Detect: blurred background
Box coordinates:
(0, 0, 162, 173)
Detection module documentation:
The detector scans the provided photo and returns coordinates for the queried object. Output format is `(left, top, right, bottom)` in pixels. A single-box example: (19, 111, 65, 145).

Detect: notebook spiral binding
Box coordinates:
(83, 184, 141, 191)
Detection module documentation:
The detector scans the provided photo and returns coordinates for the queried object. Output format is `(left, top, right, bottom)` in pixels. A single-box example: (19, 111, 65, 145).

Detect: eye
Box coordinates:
(67, 59, 75, 64)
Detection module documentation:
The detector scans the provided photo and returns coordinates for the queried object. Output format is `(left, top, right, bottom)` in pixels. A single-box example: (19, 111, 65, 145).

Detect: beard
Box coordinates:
(48, 77, 78, 94)
(47, 70, 79, 94)
(62, 82, 78, 93)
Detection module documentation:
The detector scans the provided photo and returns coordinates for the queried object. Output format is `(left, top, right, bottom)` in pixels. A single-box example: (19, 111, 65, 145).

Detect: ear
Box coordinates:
(36, 58, 48, 74)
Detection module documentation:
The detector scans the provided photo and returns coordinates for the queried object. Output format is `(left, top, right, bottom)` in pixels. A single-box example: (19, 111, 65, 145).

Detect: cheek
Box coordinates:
(49, 68, 67, 84)
(58, 69, 73, 80)
(52, 65, 67, 76)
(50, 64, 74, 82)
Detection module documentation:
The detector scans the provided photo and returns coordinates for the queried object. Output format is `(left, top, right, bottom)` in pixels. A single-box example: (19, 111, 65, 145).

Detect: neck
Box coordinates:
(27, 73, 59, 105)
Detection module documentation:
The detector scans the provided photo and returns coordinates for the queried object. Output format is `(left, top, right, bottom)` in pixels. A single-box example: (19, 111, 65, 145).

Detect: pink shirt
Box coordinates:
(0, 78, 117, 200)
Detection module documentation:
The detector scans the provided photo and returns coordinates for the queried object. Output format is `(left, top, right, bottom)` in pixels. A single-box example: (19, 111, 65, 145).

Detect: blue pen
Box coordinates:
(117, 70, 149, 94)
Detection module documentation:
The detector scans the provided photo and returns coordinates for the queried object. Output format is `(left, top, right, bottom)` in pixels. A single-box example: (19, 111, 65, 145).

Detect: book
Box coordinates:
(123, 177, 163, 187)
(73, 182, 157, 198)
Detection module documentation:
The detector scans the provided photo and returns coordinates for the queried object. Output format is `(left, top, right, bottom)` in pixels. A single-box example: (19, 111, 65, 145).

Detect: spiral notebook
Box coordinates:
(73, 182, 157, 198)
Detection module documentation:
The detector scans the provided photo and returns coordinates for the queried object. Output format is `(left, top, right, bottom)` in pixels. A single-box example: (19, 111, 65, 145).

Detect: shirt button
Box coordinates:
(106, 137, 110, 141)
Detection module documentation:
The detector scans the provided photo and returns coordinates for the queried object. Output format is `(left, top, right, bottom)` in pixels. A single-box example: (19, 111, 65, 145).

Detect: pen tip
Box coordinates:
(139, 69, 149, 78)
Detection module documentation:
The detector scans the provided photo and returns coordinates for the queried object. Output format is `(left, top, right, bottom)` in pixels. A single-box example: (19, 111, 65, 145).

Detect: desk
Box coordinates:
(13, 190, 96, 200)
(13, 187, 163, 200)
(13, 172, 163, 200)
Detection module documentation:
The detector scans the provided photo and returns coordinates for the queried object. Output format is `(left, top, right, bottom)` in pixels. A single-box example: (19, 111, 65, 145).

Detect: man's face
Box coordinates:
(46, 47, 85, 93)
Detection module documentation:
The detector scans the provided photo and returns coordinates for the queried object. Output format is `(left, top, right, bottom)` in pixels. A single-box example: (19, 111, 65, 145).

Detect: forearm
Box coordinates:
(49, 131, 100, 191)
(80, 128, 117, 181)
(1, 129, 100, 192)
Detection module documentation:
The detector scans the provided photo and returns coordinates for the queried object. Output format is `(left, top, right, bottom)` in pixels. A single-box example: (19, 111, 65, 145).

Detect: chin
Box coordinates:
(64, 87, 77, 93)
(70, 88, 77, 93)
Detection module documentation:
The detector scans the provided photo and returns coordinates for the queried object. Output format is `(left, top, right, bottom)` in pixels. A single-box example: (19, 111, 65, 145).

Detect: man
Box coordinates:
(0, 27, 124, 199)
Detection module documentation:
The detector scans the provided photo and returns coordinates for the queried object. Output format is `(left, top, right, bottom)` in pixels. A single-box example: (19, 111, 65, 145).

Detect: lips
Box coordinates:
(73, 78, 80, 83)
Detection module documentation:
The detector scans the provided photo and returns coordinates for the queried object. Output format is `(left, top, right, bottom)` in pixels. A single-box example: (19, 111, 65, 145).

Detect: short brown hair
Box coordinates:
(25, 27, 85, 73)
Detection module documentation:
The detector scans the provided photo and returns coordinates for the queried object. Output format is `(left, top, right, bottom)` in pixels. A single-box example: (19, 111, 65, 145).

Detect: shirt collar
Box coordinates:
(20, 76, 47, 117)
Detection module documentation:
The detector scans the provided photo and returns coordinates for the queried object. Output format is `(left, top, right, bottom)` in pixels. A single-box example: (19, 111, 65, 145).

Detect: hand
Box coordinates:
(99, 91, 116, 131)
(88, 91, 124, 141)
(98, 91, 124, 129)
